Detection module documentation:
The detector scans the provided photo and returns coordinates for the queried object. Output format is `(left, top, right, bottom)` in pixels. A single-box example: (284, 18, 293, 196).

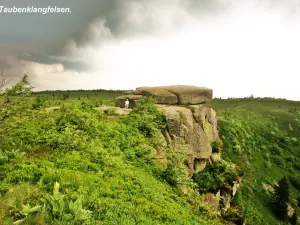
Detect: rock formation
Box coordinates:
(115, 85, 217, 173)
(156, 104, 219, 175)
(115, 85, 242, 217)
(115, 85, 212, 107)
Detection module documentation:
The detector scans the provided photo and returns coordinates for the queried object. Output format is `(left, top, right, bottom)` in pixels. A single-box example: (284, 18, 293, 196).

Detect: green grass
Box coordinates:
(211, 97, 300, 224)
(2, 87, 300, 224)
(0, 95, 222, 225)
(33, 89, 127, 101)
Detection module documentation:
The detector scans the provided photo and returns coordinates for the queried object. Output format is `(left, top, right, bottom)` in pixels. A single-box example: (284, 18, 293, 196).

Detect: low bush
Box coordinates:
(211, 140, 224, 153)
(192, 162, 240, 191)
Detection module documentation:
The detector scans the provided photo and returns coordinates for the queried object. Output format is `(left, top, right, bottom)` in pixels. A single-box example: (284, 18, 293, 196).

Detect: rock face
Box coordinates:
(159, 85, 213, 105)
(221, 176, 243, 212)
(115, 85, 213, 107)
(115, 85, 217, 174)
(136, 87, 178, 104)
(156, 104, 219, 175)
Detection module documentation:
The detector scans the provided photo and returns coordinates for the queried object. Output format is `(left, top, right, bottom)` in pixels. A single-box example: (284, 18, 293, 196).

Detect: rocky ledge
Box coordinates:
(115, 85, 213, 108)
(115, 85, 242, 218)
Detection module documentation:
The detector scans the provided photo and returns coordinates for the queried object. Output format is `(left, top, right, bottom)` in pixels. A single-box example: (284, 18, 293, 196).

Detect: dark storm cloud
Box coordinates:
(71, 0, 233, 47)
(0, 0, 257, 67)
(0, 0, 117, 74)
(0, 0, 299, 54)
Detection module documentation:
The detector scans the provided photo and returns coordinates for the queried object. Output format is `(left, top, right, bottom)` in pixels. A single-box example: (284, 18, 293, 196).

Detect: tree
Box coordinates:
(273, 177, 290, 221)
(3, 74, 33, 97)
(0, 73, 33, 123)
(0, 69, 13, 92)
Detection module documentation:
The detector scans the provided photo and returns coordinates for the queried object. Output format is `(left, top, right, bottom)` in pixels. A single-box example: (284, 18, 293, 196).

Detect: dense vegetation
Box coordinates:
(0, 78, 220, 224)
(211, 98, 300, 224)
(1, 77, 300, 224)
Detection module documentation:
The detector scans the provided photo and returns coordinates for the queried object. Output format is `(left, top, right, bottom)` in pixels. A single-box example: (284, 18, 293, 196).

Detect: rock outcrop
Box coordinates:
(156, 104, 219, 175)
(136, 87, 178, 104)
(115, 85, 242, 219)
(158, 85, 213, 104)
(115, 85, 218, 173)
(115, 85, 213, 107)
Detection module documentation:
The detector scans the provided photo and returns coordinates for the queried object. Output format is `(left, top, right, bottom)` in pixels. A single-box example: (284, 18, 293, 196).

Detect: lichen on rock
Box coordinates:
(157, 104, 219, 175)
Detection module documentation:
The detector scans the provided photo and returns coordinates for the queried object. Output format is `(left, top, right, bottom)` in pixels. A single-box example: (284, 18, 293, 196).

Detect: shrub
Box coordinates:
(126, 97, 166, 137)
(273, 177, 290, 221)
(0, 151, 8, 165)
(192, 162, 240, 191)
(32, 95, 48, 109)
(211, 140, 224, 153)
(269, 144, 283, 156)
(271, 155, 286, 169)
(222, 206, 244, 225)
(104, 108, 118, 116)
(289, 175, 300, 190)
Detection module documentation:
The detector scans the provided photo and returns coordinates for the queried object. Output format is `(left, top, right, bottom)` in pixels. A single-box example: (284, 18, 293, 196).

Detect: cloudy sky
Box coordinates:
(0, 0, 300, 100)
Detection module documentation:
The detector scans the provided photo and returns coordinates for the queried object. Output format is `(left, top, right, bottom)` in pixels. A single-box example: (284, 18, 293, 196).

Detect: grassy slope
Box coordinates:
(32, 90, 128, 105)
(0, 96, 221, 225)
(2, 91, 300, 224)
(211, 98, 300, 224)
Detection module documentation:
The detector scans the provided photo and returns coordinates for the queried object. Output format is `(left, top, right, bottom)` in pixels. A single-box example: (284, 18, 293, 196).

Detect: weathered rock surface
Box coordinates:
(97, 106, 131, 115)
(156, 104, 219, 175)
(115, 94, 143, 108)
(116, 85, 213, 107)
(203, 191, 221, 216)
(220, 176, 243, 212)
(211, 153, 221, 163)
(160, 85, 213, 105)
(136, 87, 178, 104)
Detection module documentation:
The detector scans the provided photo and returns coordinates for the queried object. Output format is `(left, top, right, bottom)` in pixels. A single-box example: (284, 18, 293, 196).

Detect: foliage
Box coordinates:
(42, 182, 92, 223)
(0, 86, 222, 224)
(32, 95, 48, 109)
(0, 75, 34, 123)
(212, 98, 300, 224)
(211, 140, 223, 153)
(192, 162, 240, 191)
(3, 75, 33, 97)
(273, 177, 290, 221)
(3, 85, 300, 224)
(103, 108, 119, 116)
(290, 175, 300, 190)
(161, 148, 191, 187)
(127, 96, 166, 137)
(13, 203, 41, 224)
(221, 206, 244, 225)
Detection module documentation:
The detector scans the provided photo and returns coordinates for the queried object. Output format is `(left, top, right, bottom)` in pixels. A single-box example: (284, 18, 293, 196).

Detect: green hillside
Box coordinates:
(32, 90, 128, 105)
(0, 82, 221, 224)
(211, 98, 300, 224)
(1, 79, 300, 224)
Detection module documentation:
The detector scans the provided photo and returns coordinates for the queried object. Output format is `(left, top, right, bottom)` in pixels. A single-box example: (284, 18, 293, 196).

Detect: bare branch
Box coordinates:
(0, 69, 13, 90)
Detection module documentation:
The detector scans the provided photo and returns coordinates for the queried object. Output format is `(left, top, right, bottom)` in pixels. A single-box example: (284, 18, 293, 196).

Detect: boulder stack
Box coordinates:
(115, 85, 216, 174)
(115, 85, 213, 108)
